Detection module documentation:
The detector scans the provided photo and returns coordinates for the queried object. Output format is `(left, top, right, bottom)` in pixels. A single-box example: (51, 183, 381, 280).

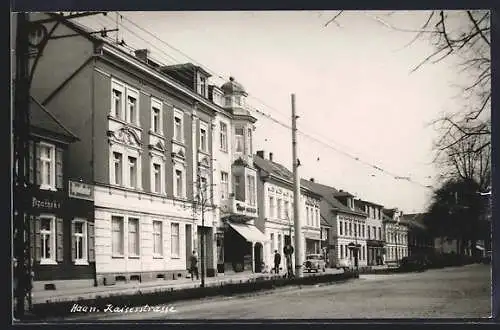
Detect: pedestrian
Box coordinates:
(190, 250, 199, 280)
(273, 250, 281, 274)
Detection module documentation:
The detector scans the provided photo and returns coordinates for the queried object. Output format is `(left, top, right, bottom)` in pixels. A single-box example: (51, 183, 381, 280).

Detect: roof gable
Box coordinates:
(29, 97, 78, 142)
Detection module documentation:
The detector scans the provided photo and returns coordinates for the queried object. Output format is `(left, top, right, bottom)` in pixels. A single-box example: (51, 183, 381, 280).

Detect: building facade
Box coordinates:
(254, 153, 322, 273)
(29, 14, 228, 285)
(302, 179, 368, 269)
(208, 78, 266, 274)
(357, 200, 385, 266)
(26, 97, 96, 292)
(383, 208, 409, 265)
(401, 213, 435, 258)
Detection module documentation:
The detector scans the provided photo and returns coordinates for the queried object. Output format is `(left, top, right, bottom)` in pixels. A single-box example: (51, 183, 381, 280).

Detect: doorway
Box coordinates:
(254, 242, 263, 272)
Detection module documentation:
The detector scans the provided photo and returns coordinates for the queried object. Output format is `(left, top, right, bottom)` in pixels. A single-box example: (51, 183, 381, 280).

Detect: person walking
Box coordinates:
(190, 250, 199, 280)
(273, 250, 281, 274)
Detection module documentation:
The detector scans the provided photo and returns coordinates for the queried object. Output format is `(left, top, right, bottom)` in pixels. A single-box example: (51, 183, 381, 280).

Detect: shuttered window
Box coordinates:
(35, 142, 63, 190)
(72, 219, 89, 265)
(35, 215, 62, 264)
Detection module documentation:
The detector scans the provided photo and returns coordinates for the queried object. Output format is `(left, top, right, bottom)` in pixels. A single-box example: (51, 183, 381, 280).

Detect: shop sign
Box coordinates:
(68, 180, 94, 201)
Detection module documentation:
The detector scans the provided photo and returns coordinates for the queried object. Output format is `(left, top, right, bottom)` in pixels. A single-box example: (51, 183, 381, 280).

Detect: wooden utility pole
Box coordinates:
(291, 94, 303, 278)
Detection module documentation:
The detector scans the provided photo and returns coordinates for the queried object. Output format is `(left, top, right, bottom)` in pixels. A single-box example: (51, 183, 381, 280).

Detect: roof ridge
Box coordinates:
(31, 96, 78, 139)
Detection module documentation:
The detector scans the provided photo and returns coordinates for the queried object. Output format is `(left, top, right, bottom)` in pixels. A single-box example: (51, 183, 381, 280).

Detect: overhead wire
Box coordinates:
(84, 12, 435, 191)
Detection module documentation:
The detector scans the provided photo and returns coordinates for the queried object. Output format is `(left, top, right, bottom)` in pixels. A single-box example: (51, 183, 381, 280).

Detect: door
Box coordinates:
(185, 224, 192, 270)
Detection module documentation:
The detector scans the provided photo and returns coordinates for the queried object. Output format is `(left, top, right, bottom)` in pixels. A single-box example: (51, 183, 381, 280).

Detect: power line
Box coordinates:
(84, 13, 434, 191)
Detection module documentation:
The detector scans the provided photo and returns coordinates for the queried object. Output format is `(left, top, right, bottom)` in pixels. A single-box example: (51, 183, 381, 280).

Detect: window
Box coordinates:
(153, 221, 163, 256)
(112, 152, 122, 185)
(153, 163, 162, 193)
(316, 209, 319, 227)
(174, 112, 183, 142)
(112, 216, 124, 256)
(72, 219, 87, 263)
(39, 143, 56, 189)
(171, 223, 180, 257)
(151, 99, 162, 134)
(128, 156, 137, 188)
(362, 225, 365, 238)
(339, 221, 343, 236)
(200, 76, 207, 97)
(277, 234, 282, 254)
(344, 222, 348, 236)
(234, 175, 242, 201)
(200, 125, 208, 152)
(220, 122, 228, 152)
(269, 196, 275, 218)
(354, 222, 357, 237)
(235, 128, 244, 152)
(271, 233, 275, 252)
(349, 222, 352, 236)
(175, 169, 183, 198)
(247, 128, 253, 156)
(340, 245, 344, 258)
(306, 207, 309, 226)
(277, 199, 282, 219)
(127, 94, 137, 125)
(284, 201, 290, 219)
(225, 96, 232, 107)
(235, 95, 241, 106)
(111, 81, 124, 119)
(247, 175, 256, 206)
(40, 217, 55, 262)
(128, 218, 139, 256)
(220, 171, 229, 200)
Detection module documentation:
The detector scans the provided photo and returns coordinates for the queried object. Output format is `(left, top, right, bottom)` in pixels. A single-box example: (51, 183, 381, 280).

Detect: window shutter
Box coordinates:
(56, 218, 64, 262)
(71, 221, 76, 261)
(34, 217, 41, 261)
(28, 141, 34, 184)
(88, 222, 95, 262)
(35, 143, 41, 186)
(56, 148, 63, 189)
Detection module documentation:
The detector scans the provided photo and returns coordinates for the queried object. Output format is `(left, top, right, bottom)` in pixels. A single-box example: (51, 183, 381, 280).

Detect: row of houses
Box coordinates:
(21, 13, 432, 293)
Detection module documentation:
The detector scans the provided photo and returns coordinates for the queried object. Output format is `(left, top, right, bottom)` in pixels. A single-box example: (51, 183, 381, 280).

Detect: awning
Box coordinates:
(228, 222, 268, 243)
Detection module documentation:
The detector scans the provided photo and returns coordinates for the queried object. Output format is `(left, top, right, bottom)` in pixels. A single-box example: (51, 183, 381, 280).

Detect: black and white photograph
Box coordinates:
(11, 9, 492, 322)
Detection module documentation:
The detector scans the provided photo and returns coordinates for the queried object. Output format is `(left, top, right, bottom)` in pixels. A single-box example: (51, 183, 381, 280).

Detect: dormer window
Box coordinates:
(235, 128, 244, 153)
(235, 95, 241, 106)
(200, 76, 207, 97)
(225, 96, 232, 107)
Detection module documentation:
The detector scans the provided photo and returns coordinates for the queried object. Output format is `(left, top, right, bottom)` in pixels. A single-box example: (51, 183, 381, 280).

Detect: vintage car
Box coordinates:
(303, 254, 326, 273)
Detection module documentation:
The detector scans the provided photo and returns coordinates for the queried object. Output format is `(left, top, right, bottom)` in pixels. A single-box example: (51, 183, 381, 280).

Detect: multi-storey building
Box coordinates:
(301, 179, 368, 269)
(29, 14, 225, 285)
(208, 78, 266, 274)
(382, 208, 409, 265)
(25, 97, 96, 292)
(356, 199, 385, 266)
(401, 213, 434, 258)
(254, 153, 322, 272)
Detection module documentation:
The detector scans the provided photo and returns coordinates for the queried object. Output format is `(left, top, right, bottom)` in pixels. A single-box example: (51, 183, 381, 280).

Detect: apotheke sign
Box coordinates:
(69, 180, 94, 201)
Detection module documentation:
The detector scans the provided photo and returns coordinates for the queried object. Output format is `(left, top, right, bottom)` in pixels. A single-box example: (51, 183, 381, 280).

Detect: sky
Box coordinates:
(77, 10, 465, 213)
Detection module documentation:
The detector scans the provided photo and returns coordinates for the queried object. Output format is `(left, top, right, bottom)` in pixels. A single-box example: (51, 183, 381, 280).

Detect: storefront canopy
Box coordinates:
(228, 222, 268, 243)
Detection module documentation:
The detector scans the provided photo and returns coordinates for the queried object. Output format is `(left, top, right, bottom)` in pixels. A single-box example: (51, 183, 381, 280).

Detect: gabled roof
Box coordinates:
(30, 96, 78, 142)
(320, 214, 331, 227)
(254, 155, 320, 198)
(301, 180, 366, 218)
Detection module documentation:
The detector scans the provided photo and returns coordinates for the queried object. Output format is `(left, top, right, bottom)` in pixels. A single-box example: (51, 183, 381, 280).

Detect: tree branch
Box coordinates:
(467, 10, 490, 46)
(324, 11, 344, 27)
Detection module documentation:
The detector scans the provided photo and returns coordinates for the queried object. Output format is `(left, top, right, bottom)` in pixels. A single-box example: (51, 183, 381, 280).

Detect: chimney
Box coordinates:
(134, 49, 150, 62)
(310, 178, 315, 182)
(256, 150, 265, 159)
(269, 152, 273, 162)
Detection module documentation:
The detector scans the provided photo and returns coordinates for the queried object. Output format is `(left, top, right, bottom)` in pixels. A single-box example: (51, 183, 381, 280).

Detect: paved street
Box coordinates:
(58, 263, 490, 320)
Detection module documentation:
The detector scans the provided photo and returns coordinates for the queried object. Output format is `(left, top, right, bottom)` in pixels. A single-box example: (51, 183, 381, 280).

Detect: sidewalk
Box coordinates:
(31, 272, 281, 305)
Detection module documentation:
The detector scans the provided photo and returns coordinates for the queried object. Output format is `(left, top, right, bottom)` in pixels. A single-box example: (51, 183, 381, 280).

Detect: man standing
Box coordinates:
(190, 250, 199, 281)
(273, 250, 281, 274)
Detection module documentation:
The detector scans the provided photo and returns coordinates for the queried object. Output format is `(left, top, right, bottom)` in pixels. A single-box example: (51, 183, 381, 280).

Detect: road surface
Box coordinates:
(58, 263, 491, 320)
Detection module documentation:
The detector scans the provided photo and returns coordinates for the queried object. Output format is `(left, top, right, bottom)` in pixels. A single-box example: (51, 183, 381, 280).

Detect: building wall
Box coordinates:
(332, 212, 368, 267)
(384, 222, 409, 263)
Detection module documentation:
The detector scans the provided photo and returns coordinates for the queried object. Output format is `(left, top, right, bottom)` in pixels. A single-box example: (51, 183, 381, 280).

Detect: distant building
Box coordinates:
(400, 213, 434, 258)
(302, 179, 368, 269)
(254, 153, 322, 272)
(356, 199, 385, 266)
(382, 208, 408, 265)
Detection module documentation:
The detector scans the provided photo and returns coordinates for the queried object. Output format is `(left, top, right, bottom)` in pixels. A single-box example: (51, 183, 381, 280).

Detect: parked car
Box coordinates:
(303, 254, 326, 273)
(335, 258, 352, 271)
